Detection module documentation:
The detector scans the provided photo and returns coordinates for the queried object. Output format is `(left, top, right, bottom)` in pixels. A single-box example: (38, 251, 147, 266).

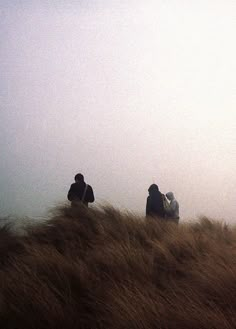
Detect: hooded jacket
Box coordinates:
(165, 192, 179, 220)
(146, 184, 165, 218)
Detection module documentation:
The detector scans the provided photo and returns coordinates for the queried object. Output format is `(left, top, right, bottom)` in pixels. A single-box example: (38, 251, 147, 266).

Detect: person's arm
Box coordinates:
(162, 194, 170, 214)
(146, 196, 151, 216)
(87, 185, 95, 203)
(67, 184, 75, 201)
(168, 201, 177, 217)
(171, 200, 179, 218)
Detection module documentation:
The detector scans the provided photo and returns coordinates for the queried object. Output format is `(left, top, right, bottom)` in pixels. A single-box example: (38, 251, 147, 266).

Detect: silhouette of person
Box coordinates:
(165, 192, 179, 223)
(146, 184, 165, 219)
(67, 173, 95, 207)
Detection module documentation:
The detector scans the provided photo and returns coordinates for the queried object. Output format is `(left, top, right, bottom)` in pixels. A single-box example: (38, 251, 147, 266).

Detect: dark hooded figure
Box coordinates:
(67, 173, 95, 207)
(146, 184, 165, 218)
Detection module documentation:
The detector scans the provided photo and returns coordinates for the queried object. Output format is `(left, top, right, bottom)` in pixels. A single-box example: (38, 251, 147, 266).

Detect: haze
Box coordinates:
(1, 0, 235, 222)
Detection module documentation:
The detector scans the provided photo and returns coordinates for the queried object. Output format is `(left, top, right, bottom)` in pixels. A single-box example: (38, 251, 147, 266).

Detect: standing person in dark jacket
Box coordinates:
(146, 184, 165, 219)
(67, 173, 95, 207)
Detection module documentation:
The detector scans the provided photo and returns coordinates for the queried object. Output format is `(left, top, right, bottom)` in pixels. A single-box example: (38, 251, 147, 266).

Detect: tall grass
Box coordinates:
(0, 205, 235, 329)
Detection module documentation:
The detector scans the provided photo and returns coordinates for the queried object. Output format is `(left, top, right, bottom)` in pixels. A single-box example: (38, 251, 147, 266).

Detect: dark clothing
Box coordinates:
(67, 181, 94, 206)
(146, 192, 165, 218)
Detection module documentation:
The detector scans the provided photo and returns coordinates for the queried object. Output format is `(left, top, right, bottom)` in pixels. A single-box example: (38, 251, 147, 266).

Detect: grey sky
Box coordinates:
(0, 1, 235, 221)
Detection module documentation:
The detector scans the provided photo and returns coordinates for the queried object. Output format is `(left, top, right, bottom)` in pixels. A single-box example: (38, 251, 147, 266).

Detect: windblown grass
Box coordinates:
(0, 205, 235, 329)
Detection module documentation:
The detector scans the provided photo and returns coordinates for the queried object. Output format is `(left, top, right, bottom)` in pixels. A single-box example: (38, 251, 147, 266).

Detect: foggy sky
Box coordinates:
(1, 0, 236, 222)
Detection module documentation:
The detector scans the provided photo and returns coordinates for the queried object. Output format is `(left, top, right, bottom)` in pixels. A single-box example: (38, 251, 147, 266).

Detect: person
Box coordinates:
(67, 173, 95, 207)
(146, 184, 165, 219)
(165, 192, 179, 223)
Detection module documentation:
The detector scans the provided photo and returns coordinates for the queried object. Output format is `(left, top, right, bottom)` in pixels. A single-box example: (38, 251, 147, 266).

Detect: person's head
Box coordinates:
(148, 184, 159, 195)
(74, 173, 84, 183)
(166, 192, 174, 201)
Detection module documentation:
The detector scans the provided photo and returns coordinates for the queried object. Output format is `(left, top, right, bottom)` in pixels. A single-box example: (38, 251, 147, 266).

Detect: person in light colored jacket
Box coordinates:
(165, 192, 180, 223)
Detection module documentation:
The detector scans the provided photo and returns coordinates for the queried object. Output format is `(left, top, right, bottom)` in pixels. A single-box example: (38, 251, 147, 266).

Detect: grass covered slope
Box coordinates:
(0, 206, 235, 329)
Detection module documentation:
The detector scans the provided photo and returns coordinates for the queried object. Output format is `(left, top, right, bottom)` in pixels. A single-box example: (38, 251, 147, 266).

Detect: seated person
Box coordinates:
(165, 192, 180, 223)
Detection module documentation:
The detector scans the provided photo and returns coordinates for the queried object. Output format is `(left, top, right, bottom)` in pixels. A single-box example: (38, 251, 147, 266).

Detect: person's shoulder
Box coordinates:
(160, 192, 165, 199)
(172, 200, 179, 208)
(87, 184, 93, 190)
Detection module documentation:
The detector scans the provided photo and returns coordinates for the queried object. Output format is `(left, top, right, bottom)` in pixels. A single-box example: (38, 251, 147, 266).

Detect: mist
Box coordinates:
(1, 0, 235, 222)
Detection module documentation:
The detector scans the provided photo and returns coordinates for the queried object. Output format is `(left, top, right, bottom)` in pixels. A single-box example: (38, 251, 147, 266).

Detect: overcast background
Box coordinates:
(1, 0, 235, 222)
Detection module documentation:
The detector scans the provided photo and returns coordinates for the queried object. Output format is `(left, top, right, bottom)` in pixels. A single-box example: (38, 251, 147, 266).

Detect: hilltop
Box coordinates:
(0, 205, 235, 329)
